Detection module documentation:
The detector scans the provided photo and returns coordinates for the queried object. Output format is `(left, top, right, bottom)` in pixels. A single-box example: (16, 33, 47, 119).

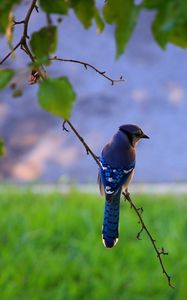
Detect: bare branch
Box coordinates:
(136, 225, 144, 240)
(23, 0, 37, 39)
(35, 5, 39, 13)
(122, 191, 174, 288)
(62, 120, 101, 167)
(0, 42, 21, 64)
(13, 20, 25, 25)
(49, 56, 125, 85)
(62, 120, 69, 132)
(46, 13, 52, 27)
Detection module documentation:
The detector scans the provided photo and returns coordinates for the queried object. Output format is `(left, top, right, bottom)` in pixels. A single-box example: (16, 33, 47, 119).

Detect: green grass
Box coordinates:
(0, 188, 187, 300)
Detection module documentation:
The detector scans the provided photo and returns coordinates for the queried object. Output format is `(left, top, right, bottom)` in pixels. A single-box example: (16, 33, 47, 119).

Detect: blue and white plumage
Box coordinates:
(98, 124, 149, 248)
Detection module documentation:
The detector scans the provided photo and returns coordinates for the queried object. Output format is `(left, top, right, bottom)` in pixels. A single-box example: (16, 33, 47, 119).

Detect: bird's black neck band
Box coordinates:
(119, 128, 133, 147)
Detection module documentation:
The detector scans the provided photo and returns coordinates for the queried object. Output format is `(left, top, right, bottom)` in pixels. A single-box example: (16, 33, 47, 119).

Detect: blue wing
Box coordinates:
(99, 155, 135, 201)
(99, 155, 135, 247)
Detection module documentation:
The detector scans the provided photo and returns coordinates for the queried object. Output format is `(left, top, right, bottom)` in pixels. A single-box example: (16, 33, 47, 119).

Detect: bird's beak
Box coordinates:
(141, 133, 149, 139)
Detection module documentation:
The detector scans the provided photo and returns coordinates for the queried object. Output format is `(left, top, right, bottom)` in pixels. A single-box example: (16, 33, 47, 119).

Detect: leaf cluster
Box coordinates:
(1, 0, 187, 58)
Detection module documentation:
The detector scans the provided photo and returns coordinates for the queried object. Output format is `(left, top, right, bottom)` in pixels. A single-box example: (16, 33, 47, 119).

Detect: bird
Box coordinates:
(98, 124, 149, 248)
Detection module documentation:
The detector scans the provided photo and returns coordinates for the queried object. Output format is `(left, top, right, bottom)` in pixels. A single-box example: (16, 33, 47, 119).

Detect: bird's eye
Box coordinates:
(135, 130, 142, 137)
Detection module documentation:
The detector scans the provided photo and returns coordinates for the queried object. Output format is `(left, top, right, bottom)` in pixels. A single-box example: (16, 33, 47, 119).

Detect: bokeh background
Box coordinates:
(1, 3, 187, 184)
(1, 1, 187, 300)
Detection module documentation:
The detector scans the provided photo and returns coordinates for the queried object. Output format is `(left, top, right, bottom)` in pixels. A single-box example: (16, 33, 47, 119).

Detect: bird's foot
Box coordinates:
(125, 188, 130, 197)
(123, 188, 130, 200)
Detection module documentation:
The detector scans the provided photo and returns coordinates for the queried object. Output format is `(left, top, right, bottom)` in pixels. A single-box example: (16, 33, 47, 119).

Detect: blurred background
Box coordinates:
(1, 2, 187, 185)
(1, 1, 187, 300)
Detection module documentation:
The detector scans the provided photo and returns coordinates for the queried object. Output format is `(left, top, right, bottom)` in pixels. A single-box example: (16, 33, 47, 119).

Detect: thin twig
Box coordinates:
(13, 20, 25, 25)
(122, 191, 174, 288)
(49, 56, 125, 85)
(46, 13, 52, 27)
(0, 42, 21, 64)
(62, 120, 101, 167)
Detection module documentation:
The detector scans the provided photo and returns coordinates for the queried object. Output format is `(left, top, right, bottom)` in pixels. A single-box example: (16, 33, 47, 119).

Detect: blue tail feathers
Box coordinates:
(102, 189, 121, 248)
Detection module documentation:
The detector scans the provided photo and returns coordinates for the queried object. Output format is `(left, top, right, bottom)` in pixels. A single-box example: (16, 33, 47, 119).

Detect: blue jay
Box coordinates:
(98, 124, 149, 248)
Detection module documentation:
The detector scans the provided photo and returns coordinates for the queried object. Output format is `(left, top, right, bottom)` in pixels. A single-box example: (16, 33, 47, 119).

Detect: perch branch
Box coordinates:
(49, 56, 125, 85)
(122, 191, 174, 288)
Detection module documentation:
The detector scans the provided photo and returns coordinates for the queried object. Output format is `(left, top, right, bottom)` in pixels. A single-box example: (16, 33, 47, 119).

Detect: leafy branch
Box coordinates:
(0, 0, 37, 65)
(0, 0, 125, 86)
(0, 0, 125, 154)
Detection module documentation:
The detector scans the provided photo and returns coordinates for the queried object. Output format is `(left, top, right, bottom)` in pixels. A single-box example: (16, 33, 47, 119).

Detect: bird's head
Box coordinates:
(119, 124, 149, 147)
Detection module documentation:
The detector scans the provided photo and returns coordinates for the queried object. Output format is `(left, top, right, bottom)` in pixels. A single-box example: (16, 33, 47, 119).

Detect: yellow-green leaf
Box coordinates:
(6, 11, 14, 47)
(38, 77, 76, 119)
(30, 26, 58, 60)
(70, 0, 95, 29)
(0, 69, 15, 89)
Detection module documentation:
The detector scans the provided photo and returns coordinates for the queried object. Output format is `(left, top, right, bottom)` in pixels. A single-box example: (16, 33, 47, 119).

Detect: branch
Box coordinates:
(122, 191, 174, 288)
(22, 0, 38, 39)
(49, 56, 125, 85)
(1, 1, 125, 87)
(62, 120, 100, 167)
(0, 42, 21, 64)
(0, 0, 37, 65)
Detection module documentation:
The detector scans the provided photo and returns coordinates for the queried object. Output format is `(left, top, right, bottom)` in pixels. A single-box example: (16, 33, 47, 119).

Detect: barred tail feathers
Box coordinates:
(102, 188, 121, 248)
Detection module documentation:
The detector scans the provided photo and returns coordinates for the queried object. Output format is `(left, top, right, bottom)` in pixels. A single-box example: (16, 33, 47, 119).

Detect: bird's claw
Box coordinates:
(123, 189, 130, 200)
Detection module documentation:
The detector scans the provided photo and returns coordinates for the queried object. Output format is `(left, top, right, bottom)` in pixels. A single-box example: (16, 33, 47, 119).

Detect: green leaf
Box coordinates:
(0, 138, 6, 156)
(0, 69, 15, 89)
(30, 26, 58, 60)
(94, 8, 105, 33)
(29, 57, 49, 69)
(38, 77, 76, 119)
(142, 0, 165, 9)
(103, 0, 140, 58)
(39, 0, 68, 14)
(0, 0, 21, 33)
(70, 0, 95, 29)
(150, 1, 187, 49)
